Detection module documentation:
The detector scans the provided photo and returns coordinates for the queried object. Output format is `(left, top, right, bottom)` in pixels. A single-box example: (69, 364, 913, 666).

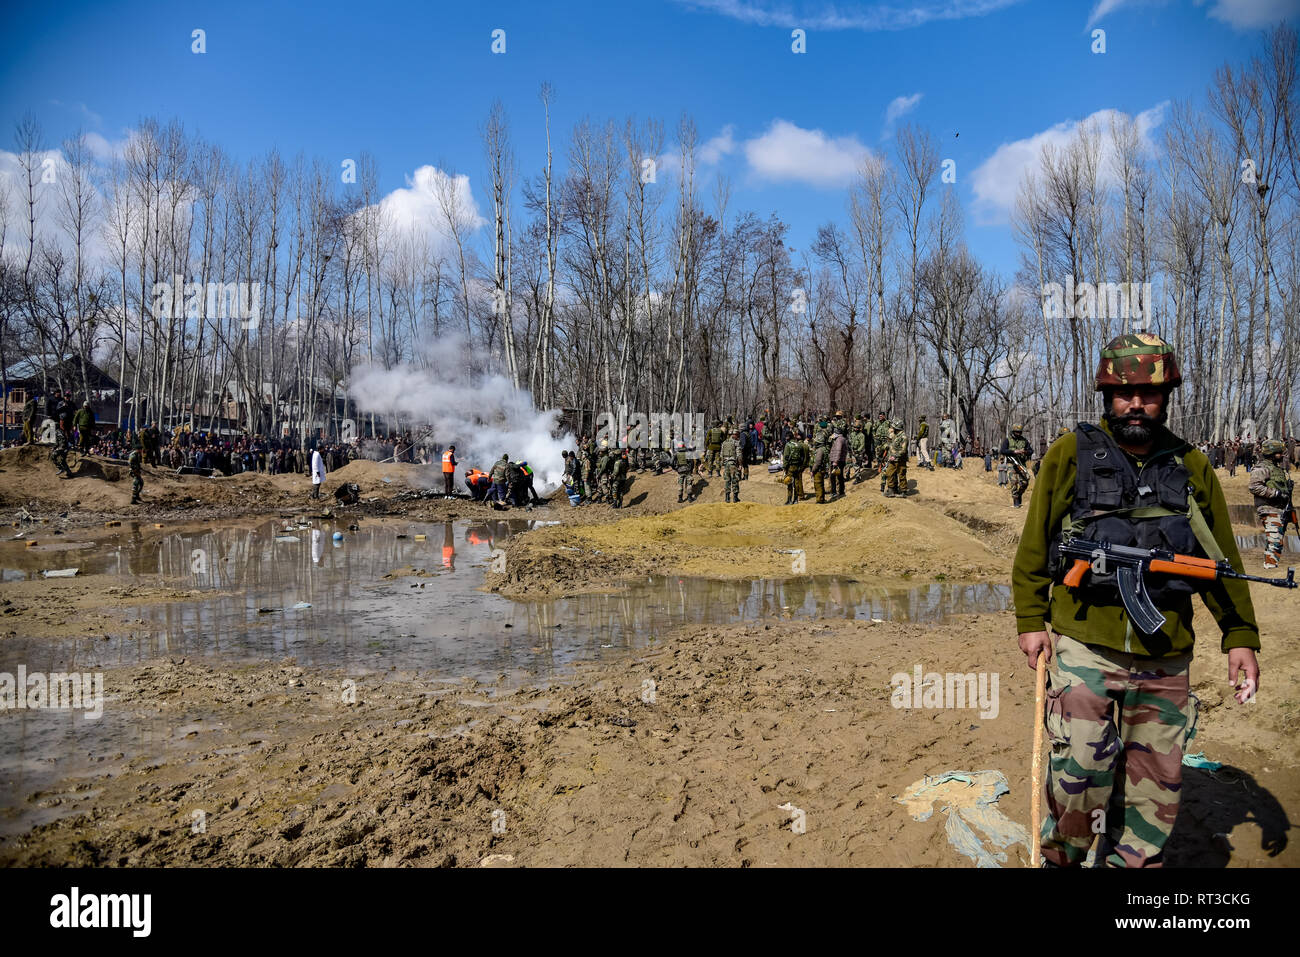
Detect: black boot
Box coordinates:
(1012, 493, 1022, 508)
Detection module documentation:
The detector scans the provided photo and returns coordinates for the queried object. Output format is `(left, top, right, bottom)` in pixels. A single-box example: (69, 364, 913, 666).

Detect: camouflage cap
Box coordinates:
(1095, 333, 1182, 391)
(1262, 439, 1285, 456)
(1011, 423, 1023, 433)
(890, 418, 903, 430)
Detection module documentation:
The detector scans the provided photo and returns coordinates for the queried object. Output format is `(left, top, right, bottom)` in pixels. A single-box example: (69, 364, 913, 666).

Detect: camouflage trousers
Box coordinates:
(1258, 508, 1284, 562)
(705, 448, 721, 475)
(784, 466, 804, 503)
(723, 463, 740, 502)
(1010, 464, 1030, 497)
(678, 471, 692, 500)
(1041, 633, 1194, 868)
(131, 471, 143, 502)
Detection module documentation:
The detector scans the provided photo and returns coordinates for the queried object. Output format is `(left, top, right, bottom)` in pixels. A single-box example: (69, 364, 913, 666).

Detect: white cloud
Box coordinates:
(743, 119, 873, 188)
(674, 0, 1030, 30)
(700, 125, 737, 165)
(371, 165, 486, 255)
(1195, 0, 1300, 29)
(1089, 0, 1297, 29)
(883, 93, 924, 136)
(969, 104, 1166, 225)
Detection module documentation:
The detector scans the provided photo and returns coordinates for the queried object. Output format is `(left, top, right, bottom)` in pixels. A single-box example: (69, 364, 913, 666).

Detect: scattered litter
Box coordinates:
(396, 534, 408, 539)
(871, 618, 884, 624)
(291, 601, 312, 610)
(153, 523, 164, 528)
(332, 532, 344, 542)
(479, 854, 515, 868)
(1183, 751, 1223, 771)
(42, 568, 80, 578)
(382, 476, 392, 484)
(414, 534, 426, 541)
(897, 770, 1029, 868)
(26, 540, 37, 548)
(257, 607, 276, 614)
(274, 535, 298, 543)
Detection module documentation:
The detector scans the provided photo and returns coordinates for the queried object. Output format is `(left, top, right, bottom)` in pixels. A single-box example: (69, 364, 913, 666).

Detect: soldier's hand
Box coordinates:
(1018, 631, 1051, 671)
(1228, 647, 1259, 703)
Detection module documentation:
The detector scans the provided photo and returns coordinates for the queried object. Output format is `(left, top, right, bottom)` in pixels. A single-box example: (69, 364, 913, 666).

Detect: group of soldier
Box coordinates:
(23, 389, 144, 504)
(562, 440, 633, 508)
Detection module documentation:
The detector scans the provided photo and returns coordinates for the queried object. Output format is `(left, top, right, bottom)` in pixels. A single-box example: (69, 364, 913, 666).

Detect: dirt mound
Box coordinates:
(486, 468, 1014, 598)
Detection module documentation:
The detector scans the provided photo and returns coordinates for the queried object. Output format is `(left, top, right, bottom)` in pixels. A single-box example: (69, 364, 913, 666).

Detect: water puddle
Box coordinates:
(0, 517, 1011, 833)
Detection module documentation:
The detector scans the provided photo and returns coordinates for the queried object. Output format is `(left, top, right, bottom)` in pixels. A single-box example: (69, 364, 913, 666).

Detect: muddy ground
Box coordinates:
(0, 444, 1296, 866)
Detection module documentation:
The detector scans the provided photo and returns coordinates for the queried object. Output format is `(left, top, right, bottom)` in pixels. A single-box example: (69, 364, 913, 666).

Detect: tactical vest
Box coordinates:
(1052, 423, 1223, 605)
(783, 441, 806, 469)
(673, 451, 692, 473)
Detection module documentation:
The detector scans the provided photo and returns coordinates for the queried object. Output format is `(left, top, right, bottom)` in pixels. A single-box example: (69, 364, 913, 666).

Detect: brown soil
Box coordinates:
(1, 449, 1294, 867)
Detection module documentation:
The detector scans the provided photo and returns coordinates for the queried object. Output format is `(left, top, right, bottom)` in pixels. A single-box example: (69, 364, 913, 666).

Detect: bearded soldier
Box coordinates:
(1014, 333, 1261, 868)
(1248, 439, 1293, 570)
(1001, 424, 1031, 508)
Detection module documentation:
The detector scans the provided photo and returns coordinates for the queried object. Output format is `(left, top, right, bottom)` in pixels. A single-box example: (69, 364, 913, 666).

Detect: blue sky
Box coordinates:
(1, 0, 1293, 277)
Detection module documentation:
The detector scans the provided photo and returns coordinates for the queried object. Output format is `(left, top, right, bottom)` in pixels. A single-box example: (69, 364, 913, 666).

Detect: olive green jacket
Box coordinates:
(1012, 420, 1260, 657)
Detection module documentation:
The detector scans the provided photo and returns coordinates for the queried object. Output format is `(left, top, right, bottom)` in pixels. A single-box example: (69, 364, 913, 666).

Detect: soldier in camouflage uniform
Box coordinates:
(610, 450, 630, 508)
(673, 441, 695, 502)
(52, 425, 73, 479)
(847, 417, 867, 481)
(705, 420, 725, 476)
(782, 433, 808, 505)
(872, 412, 891, 491)
(128, 442, 143, 503)
(810, 419, 831, 504)
(721, 429, 741, 503)
(1014, 332, 1260, 868)
(1001, 424, 1031, 508)
(883, 419, 908, 497)
(1248, 439, 1293, 569)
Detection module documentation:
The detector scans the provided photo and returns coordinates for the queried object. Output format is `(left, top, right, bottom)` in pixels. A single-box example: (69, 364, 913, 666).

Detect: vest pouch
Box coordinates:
(1155, 470, 1191, 511)
(1088, 466, 1124, 509)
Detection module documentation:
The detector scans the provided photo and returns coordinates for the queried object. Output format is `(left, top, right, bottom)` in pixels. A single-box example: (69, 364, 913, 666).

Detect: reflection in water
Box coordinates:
(0, 517, 1011, 830)
(1, 518, 1011, 680)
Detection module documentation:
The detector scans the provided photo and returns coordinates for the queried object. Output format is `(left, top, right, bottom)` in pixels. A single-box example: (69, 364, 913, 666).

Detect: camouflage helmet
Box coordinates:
(1057, 426, 1070, 436)
(1011, 423, 1024, 433)
(1261, 439, 1285, 456)
(890, 418, 903, 430)
(1095, 333, 1182, 391)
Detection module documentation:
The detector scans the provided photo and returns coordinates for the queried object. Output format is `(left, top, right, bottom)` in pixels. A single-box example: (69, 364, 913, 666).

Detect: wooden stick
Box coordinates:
(1031, 648, 1047, 867)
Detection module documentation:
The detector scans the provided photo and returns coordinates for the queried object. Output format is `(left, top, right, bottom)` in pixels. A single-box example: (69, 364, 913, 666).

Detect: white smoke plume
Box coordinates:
(348, 337, 574, 491)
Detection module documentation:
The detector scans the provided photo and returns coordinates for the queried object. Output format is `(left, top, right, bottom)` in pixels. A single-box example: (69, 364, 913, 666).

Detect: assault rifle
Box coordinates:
(1058, 537, 1296, 636)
